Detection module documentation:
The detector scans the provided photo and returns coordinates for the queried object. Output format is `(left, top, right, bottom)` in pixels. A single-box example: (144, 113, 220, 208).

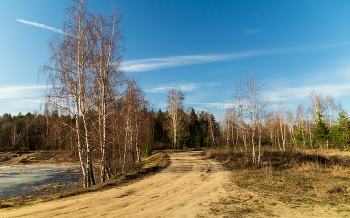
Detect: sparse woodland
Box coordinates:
(221, 73, 350, 165)
(1, 0, 350, 191)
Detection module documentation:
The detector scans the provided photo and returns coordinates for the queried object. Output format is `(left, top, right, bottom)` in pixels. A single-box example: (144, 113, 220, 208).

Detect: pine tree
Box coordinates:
(294, 125, 306, 148)
(312, 111, 329, 148)
(330, 109, 350, 149)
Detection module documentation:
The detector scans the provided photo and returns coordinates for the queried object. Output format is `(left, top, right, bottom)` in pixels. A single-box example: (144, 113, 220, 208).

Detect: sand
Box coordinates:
(1, 151, 230, 218)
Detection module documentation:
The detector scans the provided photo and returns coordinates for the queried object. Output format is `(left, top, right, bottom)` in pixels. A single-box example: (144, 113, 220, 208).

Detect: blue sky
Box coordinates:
(1, 0, 350, 119)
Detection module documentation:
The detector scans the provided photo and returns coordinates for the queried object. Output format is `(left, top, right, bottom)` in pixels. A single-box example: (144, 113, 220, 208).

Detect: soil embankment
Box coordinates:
(1, 151, 230, 217)
(0, 151, 79, 166)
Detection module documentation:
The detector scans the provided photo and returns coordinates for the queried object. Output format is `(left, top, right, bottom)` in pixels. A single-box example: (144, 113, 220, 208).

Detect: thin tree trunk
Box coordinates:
(277, 131, 281, 150)
(122, 129, 128, 173)
(242, 130, 248, 161)
(75, 100, 87, 188)
(136, 122, 141, 162)
(252, 130, 256, 164)
(227, 121, 230, 148)
(82, 114, 95, 186)
(208, 115, 216, 148)
(258, 124, 262, 165)
(231, 123, 235, 147)
(100, 89, 108, 182)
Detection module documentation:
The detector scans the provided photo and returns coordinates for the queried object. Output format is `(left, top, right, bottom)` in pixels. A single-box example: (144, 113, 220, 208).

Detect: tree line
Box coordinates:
(221, 73, 350, 165)
(0, 91, 220, 178)
(0, 95, 221, 153)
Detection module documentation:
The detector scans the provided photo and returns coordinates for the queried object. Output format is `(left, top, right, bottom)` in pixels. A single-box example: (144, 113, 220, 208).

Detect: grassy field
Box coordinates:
(201, 147, 350, 217)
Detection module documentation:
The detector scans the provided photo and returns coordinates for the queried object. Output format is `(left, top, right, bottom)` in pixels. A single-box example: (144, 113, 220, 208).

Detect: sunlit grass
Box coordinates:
(201, 147, 350, 204)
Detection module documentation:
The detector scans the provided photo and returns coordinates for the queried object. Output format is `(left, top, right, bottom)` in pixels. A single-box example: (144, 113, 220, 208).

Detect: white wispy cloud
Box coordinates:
(0, 85, 46, 100)
(190, 102, 233, 109)
(16, 19, 64, 34)
(246, 29, 261, 34)
(147, 83, 198, 93)
(121, 52, 269, 72)
(9, 99, 43, 109)
(121, 42, 350, 72)
(0, 85, 45, 114)
(268, 83, 350, 102)
(146, 82, 221, 93)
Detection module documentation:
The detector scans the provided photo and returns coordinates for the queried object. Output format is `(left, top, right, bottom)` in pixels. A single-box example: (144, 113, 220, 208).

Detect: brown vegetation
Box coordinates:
(201, 148, 350, 216)
(34, 183, 67, 192)
(0, 150, 79, 166)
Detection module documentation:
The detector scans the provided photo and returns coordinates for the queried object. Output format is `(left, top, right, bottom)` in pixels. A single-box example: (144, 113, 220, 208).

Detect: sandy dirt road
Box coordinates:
(1, 151, 230, 218)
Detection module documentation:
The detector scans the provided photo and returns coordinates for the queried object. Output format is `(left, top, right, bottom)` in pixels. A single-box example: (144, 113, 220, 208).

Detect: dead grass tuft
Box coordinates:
(328, 185, 348, 194)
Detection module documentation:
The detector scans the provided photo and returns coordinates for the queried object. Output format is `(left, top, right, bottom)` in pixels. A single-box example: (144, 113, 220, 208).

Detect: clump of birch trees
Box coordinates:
(40, 0, 147, 187)
(165, 88, 221, 150)
(222, 73, 350, 165)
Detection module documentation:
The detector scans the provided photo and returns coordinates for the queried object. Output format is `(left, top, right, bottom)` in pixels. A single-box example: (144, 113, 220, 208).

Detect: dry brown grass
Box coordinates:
(201, 147, 350, 206)
(0, 150, 81, 166)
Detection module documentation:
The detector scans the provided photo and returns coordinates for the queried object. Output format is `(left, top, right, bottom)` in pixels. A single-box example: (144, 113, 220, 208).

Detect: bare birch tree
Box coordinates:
(287, 111, 295, 147)
(256, 95, 268, 165)
(41, 0, 97, 187)
(121, 79, 147, 172)
(325, 95, 340, 129)
(245, 73, 266, 164)
(310, 90, 324, 121)
(296, 104, 306, 147)
(90, 8, 125, 182)
(122, 80, 136, 172)
(278, 104, 287, 151)
(232, 81, 248, 161)
(306, 106, 314, 148)
(167, 89, 185, 149)
(207, 113, 217, 148)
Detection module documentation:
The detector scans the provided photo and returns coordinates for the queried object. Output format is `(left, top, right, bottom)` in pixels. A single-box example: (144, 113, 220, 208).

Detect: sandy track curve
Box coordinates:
(2, 151, 230, 218)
